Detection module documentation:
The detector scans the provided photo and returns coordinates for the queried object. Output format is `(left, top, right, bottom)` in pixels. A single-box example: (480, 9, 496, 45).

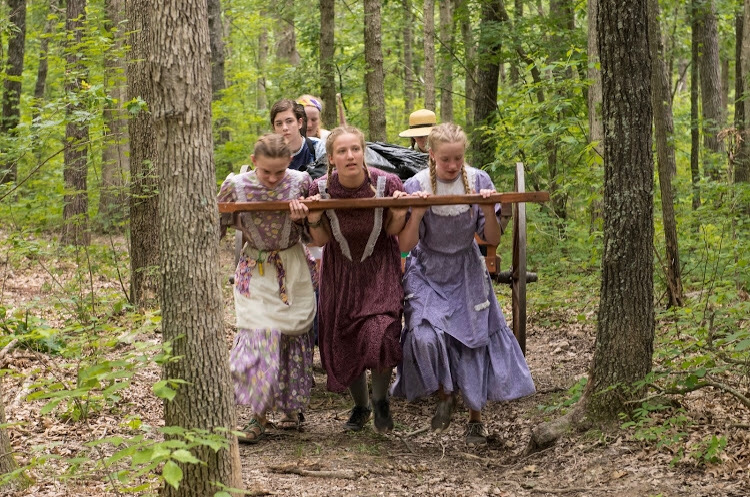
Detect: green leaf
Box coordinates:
(735, 338, 750, 352)
(171, 449, 201, 464)
(162, 460, 183, 489)
(152, 380, 177, 401)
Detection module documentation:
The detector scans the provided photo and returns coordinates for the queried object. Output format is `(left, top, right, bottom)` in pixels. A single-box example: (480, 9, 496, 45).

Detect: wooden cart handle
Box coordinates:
(218, 191, 549, 213)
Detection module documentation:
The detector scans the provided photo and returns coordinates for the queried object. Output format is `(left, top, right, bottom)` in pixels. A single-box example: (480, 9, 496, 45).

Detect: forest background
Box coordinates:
(0, 0, 749, 495)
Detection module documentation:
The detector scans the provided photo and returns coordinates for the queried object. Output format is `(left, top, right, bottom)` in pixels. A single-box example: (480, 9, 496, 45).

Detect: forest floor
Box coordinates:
(2, 234, 749, 496)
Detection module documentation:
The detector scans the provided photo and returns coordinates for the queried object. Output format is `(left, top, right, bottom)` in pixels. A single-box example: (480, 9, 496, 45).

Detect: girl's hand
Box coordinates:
(389, 190, 410, 217)
(479, 189, 497, 215)
(289, 197, 309, 222)
(305, 194, 324, 224)
(410, 190, 431, 218)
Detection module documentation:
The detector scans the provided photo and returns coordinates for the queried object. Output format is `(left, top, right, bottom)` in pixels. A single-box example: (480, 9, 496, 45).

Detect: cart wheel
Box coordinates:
(511, 162, 527, 355)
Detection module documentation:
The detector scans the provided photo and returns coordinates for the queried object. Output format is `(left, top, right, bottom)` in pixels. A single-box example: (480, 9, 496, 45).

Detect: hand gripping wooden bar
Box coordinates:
(218, 191, 550, 213)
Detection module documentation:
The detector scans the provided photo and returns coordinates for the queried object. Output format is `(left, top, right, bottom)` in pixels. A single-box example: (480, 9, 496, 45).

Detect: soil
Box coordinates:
(2, 235, 749, 496)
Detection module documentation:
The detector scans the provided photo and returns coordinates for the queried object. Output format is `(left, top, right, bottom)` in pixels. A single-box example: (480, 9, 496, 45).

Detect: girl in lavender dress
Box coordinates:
(218, 134, 317, 443)
(292, 126, 410, 434)
(390, 123, 535, 445)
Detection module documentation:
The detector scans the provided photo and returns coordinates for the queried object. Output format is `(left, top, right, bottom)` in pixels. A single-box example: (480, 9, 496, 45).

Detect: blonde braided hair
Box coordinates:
(253, 133, 291, 160)
(325, 126, 376, 193)
(427, 123, 472, 194)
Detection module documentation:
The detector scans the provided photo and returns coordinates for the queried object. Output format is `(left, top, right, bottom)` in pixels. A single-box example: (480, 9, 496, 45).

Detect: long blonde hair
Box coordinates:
(325, 126, 375, 192)
(427, 123, 472, 195)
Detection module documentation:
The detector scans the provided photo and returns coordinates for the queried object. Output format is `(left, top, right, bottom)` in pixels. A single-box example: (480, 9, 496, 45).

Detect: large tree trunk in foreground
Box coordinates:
(649, 0, 683, 308)
(528, 0, 655, 452)
(149, 1, 242, 495)
(127, 0, 159, 308)
(364, 0, 386, 141)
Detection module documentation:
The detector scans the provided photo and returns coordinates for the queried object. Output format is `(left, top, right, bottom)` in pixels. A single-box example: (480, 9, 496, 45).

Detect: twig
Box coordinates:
(268, 464, 356, 480)
(529, 486, 598, 494)
(0, 338, 19, 362)
(404, 425, 429, 438)
(395, 433, 416, 455)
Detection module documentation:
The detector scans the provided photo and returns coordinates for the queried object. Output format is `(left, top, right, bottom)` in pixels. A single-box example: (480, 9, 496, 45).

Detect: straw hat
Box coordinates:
(399, 109, 437, 138)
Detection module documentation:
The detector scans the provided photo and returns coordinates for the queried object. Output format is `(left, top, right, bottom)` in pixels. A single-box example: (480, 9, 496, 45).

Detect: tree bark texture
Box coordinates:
(364, 0, 386, 142)
(648, 0, 683, 308)
(459, 0, 476, 126)
(509, 0, 523, 84)
(99, 0, 129, 231)
(590, 0, 655, 421)
(402, 0, 416, 119)
(61, 0, 91, 246)
(587, 0, 603, 154)
(127, 0, 159, 308)
(320, 0, 336, 130)
(738, 1, 750, 186)
(694, 0, 725, 179)
(438, 0, 454, 122)
(0, 0, 26, 184)
(148, 1, 242, 495)
(690, 7, 702, 209)
(208, 0, 229, 145)
(470, 0, 503, 168)
(423, 0, 436, 110)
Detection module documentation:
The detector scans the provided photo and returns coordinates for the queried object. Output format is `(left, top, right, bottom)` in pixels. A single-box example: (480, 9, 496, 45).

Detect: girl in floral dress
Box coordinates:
(292, 126, 410, 433)
(390, 123, 535, 445)
(218, 134, 317, 443)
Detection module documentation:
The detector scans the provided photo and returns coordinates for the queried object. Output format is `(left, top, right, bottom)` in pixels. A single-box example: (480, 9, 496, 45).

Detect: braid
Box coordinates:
(461, 164, 472, 194)
(326, 161, 335, 184)
(429, 156, 438, 194)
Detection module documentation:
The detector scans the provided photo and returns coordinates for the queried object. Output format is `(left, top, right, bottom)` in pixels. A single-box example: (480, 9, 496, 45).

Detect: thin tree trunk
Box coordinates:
(127, 0, 159, 307)
(470, 0, 503, 168)
(509, 0, 523, 83)
(587, 0, 654, 420)
(694, 0, 725, 180)
(649, 0, 683, 308)
(320, 0, 336, 129)
(148, 0, 242, 494)
(588, 0, 603, 154)
(61, 0, 90, 246)
(274, 2, 300, 65)
(459, 0, 476, 126)
(208, 0, 229, 145)
(256, 23, 269, 132)
(739, 2, 750, 203)
(364, 0, 387, 141)
(691, 5, 702, 209)
(0, 0, 27, 184)
(402, 0, 416, 118)
(438, 0, 454, 122)
(423, 0, 436, 110)
(99, 0, 129, 231)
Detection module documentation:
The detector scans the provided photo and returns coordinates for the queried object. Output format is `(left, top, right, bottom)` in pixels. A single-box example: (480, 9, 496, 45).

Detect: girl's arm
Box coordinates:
(217, 177, 238, 240)
(397, 191, 430, 252)
(478, 188, 501, 246)
(290, 195, 331, 246)
(385, 190, 410, 236)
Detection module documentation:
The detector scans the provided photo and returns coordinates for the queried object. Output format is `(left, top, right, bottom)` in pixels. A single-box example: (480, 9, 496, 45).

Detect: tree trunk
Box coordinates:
(690, 5, 702, 209)
(0, 0, 26, 184)
(208, 0, 229, 145)
(274, 2, 300, 65)
(649, 0, 683, 308)
(127, 0, 159, 308)
(458, 0, 476, 126)
(99, 0, 129, 231)
(148, 1, 242, 495)
(320, 0, 336, 129)
(588, 0, 654, 420)
(438, 0, 454, 122)
(509, 0, 523, 84)
(61, 0, 90, 246)
(587, 0, 603, 154)
(470, 0, 503, 168)
(364, 0, 386, 141)
(423, 0, 436, 110)
(256, 23, 269, 132)
(739, 2, 750, 198)
(402, 0, 416, 119)
(694, 0, 725, 180)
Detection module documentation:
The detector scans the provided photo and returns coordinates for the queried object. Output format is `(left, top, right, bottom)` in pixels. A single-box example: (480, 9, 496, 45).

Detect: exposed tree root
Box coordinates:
(525, 404, 591, 456)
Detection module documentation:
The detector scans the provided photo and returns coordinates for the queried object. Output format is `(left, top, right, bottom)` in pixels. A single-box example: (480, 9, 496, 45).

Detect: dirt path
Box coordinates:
(2, 236, 748, 496)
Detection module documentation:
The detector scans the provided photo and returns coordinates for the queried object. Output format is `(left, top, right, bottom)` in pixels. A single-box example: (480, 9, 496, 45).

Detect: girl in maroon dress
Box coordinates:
(291, 126, 409, 433)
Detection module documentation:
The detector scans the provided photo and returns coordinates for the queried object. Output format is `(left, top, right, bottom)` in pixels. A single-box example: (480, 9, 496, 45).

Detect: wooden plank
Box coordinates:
(218, 191, 550, 213)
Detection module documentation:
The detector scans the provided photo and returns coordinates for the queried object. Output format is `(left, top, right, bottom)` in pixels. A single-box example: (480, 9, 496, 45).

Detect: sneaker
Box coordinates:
(431, 395, 456, 433)
(344, 405, 371, 432)
(373, 399, 394, 433)
(464, 421, 488, 445)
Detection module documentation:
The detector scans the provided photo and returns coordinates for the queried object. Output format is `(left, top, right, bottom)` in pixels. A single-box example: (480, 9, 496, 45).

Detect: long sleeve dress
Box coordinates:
(390, 166, 535, 411)
(218, 168, 317, 415)
(309, 168, 404, 392)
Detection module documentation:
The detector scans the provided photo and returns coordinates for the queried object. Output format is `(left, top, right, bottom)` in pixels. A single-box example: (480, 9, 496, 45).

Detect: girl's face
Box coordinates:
(304, 106, 321, 137)
(329, 132, 365, 184)
(430, 141, 466, 181)
(273, 109, 303, 148)
(252, 154, 290, 189)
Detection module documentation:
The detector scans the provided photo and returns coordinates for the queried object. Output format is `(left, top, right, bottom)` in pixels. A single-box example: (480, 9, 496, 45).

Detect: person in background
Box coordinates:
(271, 99, 316, 172)
(390, 122, 535, 445)
(398, 109, 436, 153)
(297, 94, 330, 141)
(218, 133, 317, 443)
(292, 126, 410, 434)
